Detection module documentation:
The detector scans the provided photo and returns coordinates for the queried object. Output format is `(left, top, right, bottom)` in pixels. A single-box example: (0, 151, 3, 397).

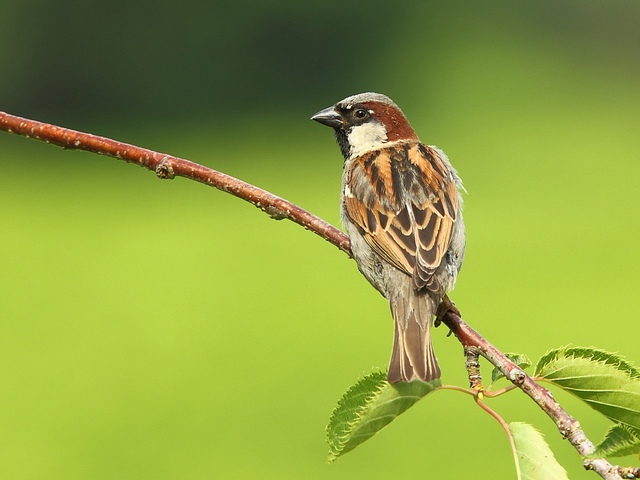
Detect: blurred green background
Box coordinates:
(2, 1, 640, 478)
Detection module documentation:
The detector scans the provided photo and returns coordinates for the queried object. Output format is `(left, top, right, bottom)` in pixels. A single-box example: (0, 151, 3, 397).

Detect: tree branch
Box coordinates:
(440, 311, 623, 479)
(0, 112, 351, 257)
(0, 111, 627, 479)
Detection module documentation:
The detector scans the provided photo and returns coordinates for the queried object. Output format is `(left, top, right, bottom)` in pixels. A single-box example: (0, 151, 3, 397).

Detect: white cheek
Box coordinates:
(347, 121, 388, 158)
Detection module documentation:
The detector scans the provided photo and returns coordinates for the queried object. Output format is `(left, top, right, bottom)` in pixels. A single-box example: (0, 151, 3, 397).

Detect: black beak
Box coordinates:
(311, 106, 344, 129)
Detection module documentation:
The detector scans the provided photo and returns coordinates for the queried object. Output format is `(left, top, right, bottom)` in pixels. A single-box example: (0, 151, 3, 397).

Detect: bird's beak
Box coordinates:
(311, 106, 344, 129)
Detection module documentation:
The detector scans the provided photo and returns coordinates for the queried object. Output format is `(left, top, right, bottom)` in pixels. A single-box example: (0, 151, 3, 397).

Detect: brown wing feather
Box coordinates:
(343, 142, 459, 293)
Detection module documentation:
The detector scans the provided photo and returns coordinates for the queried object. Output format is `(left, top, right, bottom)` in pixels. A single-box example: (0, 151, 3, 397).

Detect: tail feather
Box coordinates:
(387, 291, 440, 383)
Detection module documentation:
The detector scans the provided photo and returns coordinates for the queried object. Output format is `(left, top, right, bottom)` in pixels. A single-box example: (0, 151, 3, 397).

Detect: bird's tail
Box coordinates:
(387, 290, 440, 383)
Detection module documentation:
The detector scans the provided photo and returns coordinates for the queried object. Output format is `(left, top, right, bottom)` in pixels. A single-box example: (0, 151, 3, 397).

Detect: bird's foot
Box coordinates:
(434, 294, 461, 328)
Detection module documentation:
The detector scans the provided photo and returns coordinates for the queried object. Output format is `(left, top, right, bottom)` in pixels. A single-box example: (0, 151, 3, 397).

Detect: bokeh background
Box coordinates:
(2, 1, 640, 478)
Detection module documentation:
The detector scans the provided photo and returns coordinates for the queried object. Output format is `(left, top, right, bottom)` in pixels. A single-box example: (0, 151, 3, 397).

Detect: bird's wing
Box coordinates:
(343, 142, 459, 292)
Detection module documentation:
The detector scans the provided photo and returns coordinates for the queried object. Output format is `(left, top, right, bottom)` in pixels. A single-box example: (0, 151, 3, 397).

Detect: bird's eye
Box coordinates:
(354, 109, 369, 119)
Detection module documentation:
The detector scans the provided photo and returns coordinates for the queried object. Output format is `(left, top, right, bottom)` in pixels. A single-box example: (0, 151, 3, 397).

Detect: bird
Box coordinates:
(311, 92, 465, 383)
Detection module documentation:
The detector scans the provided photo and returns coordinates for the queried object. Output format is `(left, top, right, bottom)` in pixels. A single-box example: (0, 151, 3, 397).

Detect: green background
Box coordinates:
(2, 1, 639, 478)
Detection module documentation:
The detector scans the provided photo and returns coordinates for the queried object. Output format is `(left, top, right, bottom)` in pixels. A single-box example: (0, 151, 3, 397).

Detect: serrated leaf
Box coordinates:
(491, 352, 532, 384)
(534, 347, 640, 429)
(326, 370, 440, 461)
(510, 422, 569, 480)
(591, 424, 640, 458)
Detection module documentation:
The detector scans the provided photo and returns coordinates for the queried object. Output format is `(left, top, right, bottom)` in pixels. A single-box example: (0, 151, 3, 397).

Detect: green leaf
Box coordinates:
(591, 424, 640, 458)
(326, 370, 440, 462)
(510, 422, 569, 480)
(491, 352, 532, 385)
(534, 347, 640, 429)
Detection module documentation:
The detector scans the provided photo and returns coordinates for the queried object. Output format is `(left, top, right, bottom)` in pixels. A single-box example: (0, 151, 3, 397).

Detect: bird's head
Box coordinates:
(311, 92, 418, 159)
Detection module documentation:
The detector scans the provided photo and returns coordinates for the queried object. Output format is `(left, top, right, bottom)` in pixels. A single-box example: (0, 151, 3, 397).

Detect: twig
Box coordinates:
(441, 310, 623, 480)
(0, 111, 628, 479)
(464, 346, 483, 390)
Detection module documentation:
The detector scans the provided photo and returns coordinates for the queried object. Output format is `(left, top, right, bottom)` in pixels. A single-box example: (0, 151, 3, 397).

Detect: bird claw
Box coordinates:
(435, 294, 460, 328)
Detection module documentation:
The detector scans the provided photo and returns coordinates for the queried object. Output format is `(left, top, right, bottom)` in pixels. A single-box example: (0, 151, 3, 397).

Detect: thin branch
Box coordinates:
(0, 111, 629, 479)
(440, 310, 623, 480)
(0, 111, 351, 257)
(464, 345, 483, 390)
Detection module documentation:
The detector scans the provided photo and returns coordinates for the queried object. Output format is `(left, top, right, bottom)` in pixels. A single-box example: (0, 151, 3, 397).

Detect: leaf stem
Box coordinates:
(475, 396, 522, 480)
(484, 385, 519, 398)
(438, 384, 476, 396)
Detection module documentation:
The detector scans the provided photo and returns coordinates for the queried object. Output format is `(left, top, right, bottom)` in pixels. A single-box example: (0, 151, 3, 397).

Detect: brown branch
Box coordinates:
(0, 111, 629, 479)
(441, 310, 623, 480)
(0, 111, 351, 257)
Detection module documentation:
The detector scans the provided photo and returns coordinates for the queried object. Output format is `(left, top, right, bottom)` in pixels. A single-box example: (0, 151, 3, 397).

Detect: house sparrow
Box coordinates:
(312, 92, 465, 383)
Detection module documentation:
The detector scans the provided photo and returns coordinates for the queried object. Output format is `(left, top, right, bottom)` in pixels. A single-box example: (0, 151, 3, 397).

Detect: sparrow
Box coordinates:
(312, 92, 465, 383)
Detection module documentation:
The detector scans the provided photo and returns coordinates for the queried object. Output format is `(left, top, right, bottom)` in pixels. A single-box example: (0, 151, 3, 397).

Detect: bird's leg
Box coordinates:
(434, 294, 461, 328)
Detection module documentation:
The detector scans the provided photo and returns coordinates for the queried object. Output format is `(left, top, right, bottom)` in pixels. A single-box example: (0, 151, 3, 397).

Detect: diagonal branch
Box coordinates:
(0, 111, 626, 479)
(0, 112, 351, 257)
(440, 310, 622, 479)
